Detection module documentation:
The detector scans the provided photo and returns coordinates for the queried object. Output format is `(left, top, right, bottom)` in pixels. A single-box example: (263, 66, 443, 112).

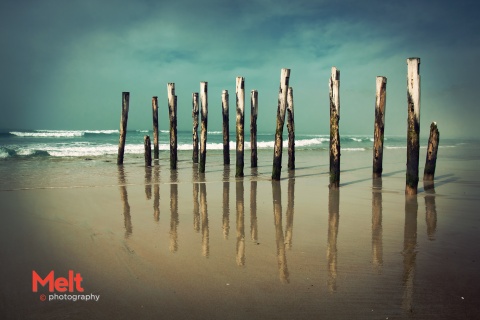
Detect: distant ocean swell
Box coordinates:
(0, 130, 457, 159)
(8, 130, 119, 138)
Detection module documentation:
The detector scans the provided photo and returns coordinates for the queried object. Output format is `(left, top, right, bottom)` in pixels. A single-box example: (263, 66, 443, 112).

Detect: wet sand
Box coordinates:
(1, 145, 480, 319)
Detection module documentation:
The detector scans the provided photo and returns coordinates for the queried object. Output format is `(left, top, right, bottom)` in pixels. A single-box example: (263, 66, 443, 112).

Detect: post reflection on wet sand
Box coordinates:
(327, 188, 339, 292)
(170, 170, 179, 253)
(285, 172, 295, 249)
(250, 168, 258, 243)
(223, 166, 230, 239)
(153, 164, 160, 222)
(424, 182, 437, 241)
(402, 195, 418, 314)
(144, 166, 152, 200)
(272, 181, 289, 283)
(200, 181, 209, 258)
(118, 166, 132, 238)
(372, 177, 383, 272)
(193, 165, 200, 233)
(236, 179, 245, 266)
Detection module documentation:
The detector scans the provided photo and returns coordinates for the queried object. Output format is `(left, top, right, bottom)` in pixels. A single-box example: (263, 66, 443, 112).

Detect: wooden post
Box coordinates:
(199, 82, 208, 173)
(287, 87, 295, 170)
(250, 89, 258, 168)
(152, 96, 159, 159)
(117, 92, 130, 165)
(192, 92, 199, 163)
(272, 68, 290, 180)
(329, 67, 340, 189)
(373, 77, 387, 177)
(167, 83, 177, 170)
(222, 90, 230, 165)
(406, 58, 421, 195)
(423, 122, 439, 181)
(236, 77, 245, 177)
(144, 135, 152, 167)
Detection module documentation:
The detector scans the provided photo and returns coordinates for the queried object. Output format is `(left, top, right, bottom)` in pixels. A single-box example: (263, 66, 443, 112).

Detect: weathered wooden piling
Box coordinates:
(272, 68, 290, 180)
(117, 92, 130, 165)
(250, 90, 258, 168)
(222, 90, 230, 165)
(406, 58, 421, 195)
(423, 122, 439, 181)
(329, 67, 341, 189)
(236, 77, 245, 177)
(373, 77, 387, 177)
(144, 135, 152, 167)
(192, 92, 199, 163)
(199, 82, 208, 173)
(152, 96, 159, 159)
(167, 83, 177, 170)
(287, 87, 295, 170)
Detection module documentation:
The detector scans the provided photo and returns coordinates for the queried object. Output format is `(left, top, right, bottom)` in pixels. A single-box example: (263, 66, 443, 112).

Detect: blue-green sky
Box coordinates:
(1, 0, 479, 138)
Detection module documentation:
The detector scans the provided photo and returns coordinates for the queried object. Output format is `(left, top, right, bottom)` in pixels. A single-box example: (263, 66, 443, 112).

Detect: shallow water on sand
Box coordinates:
(1, 144, 480, 319)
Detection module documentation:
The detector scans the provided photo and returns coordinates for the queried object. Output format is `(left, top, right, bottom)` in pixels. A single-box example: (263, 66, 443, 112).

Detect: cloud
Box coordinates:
(0, 0, 479, 138)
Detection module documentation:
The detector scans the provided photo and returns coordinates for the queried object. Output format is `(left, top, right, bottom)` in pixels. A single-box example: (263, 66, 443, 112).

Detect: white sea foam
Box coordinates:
(10, 130, 119, 138)
(10, 130, 84, 138)
(85, 130, 119, 134)
(341, 147, 366, 151)
(0, 148, 9, 159)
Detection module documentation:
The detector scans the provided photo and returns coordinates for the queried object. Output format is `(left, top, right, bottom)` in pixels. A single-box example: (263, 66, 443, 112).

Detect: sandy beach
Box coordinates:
(1, 143, 480, 319)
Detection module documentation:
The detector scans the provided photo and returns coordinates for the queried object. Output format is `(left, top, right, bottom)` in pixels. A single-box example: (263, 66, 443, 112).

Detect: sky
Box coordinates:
(1, 0, 479, 138)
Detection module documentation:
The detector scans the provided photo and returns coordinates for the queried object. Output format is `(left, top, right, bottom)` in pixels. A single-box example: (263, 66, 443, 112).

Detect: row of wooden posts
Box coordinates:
(117, 58, 439, 195)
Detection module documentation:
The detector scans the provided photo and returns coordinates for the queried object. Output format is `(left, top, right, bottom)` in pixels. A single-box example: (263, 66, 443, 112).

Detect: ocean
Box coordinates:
(1, 128, 480, 319)
(0, 129, 463, 160)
